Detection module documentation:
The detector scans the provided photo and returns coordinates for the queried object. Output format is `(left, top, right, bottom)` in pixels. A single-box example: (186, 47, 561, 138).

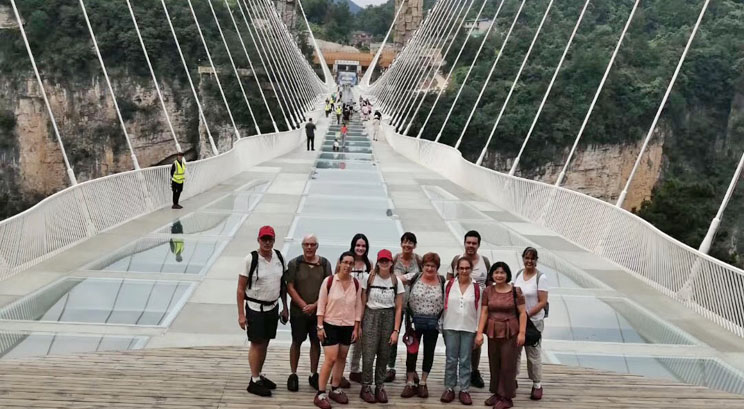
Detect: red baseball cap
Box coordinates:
(377, 249, 393, 262)
(258, 225, 275, 239)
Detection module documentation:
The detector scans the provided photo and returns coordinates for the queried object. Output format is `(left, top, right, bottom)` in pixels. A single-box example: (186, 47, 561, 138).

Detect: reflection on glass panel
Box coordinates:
(0, 331, 147, 360)
(315, 161, 376, 170)
(318, 153, 373, 161)
(205, 193, 262, 213)
(544, 295, 695, 344)
(432, 201, 489, 220)
(154, 213, 246, 237)
(292, 217, 400, 245)
(308, 182, 387, 197)
(236, 181, 270, 193)
(322, 140, 370, 147)
(86, 237, 224, 275)
(553, 353, 744, 395)
(320, 145, 373, 154)
(312, 169, 380, 183)
(450, 221, 528, 247)
(0, 278, 192, 326)
(302, 196, 391, 218)
(422, 185, 459, 201)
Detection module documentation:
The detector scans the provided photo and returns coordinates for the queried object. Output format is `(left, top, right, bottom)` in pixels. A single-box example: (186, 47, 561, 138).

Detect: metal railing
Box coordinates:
(384, 124, 744, 338)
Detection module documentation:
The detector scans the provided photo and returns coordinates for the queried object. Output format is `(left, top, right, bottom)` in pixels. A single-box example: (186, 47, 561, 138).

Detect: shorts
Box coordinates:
(322, 322, 354, 347)
(291, 312, 318, 344)
(246, 304, 278, 342)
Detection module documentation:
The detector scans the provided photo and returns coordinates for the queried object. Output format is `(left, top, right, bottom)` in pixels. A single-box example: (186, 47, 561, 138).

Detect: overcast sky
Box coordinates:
(355, 0, 389, 7)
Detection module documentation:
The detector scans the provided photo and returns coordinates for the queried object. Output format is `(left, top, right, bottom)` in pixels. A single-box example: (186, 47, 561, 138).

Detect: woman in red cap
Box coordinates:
(358, 249, 404, 403)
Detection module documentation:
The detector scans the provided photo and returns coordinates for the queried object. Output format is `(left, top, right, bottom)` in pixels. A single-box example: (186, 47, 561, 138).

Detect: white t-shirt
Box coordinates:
(240, 251, 285, 311)
(362, 275, 405, 309)
(442, 280, 479, 332)
(513, 269, 549, 321)
(448, 254, 488, 288)
(351, 268, 369, 285)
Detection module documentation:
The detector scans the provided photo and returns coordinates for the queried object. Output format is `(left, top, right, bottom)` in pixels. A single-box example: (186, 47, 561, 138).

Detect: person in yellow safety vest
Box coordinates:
(169, 220, 184, 262)
(171, 151, 186, 209)
(335, 105, 342, 125)
(325, 100, 331, 118)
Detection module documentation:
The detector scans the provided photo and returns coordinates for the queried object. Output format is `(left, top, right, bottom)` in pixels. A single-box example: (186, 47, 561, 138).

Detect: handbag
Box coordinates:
(512, 287, 541, 347)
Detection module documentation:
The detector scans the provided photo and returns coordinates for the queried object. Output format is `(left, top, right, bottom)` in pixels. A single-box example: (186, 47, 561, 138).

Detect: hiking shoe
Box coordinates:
(400, 384, 417, 398)
(440, 388, 455, 403)
(287, 373, 299, 392)
(494, 398, 513, 409)
(359, 385, 376, 403)
(459, 391, 472, 405)
(348, 372, 362, 384)
(338, 377, 351, 389)
(309, 372, 319, 390)
(417, 384, 429, 398)
(375, 385, 388, 403)
(260, 375, 277, 390)
(314, 393, 332, 409)
(485, 394, 500, 406)
(530, 386, 543, 400)
(384, 368, 396, 382)
(471, 370, 484, 388)
(329, 389, 348, 404)
(247, 379, 271, 397)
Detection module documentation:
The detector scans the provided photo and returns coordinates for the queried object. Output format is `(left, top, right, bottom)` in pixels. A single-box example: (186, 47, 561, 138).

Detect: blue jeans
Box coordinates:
(443, 329, 475, 391)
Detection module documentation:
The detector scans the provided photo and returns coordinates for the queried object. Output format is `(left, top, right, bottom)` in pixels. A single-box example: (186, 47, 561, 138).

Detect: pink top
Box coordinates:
(317, 274, 363, 326)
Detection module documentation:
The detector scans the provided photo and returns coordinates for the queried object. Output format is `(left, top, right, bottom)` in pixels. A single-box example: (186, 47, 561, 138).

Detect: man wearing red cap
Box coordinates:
(237, 225, 289, 397)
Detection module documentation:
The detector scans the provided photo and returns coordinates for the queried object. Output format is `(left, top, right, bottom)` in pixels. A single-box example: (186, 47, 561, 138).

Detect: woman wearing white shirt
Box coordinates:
(440, 257, 480, 405)
(359, 249, 404, 403)
(512, 247, 549, 401)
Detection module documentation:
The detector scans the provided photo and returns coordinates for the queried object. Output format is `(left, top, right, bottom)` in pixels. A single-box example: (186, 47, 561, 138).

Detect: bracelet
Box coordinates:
(392, 329, 399, 333)
(317, 326, 324, 331)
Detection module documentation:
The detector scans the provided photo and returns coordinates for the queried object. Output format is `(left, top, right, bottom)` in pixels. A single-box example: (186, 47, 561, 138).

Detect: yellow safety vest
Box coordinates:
(325, 103, 331, 111)
(336, 106, 342, 115)
(170, 238, 184, 257)
(172, 160, 185, 184)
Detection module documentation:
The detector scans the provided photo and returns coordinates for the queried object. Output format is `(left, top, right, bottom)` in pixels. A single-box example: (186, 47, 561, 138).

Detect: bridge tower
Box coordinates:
(394, 0, 423, 47)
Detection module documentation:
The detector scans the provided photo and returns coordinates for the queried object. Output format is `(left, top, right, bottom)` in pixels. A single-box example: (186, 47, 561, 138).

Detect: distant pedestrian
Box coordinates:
(336, 105, 342, 125)
(341, 124, 348, 144)
(170, 151, 186, 209)
(325, 100, 331, 118)
(306, 118, 317, 151)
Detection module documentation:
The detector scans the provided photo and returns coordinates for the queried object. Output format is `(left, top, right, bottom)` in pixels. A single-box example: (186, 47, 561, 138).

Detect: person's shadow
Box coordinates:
(169, 220, 184, 263)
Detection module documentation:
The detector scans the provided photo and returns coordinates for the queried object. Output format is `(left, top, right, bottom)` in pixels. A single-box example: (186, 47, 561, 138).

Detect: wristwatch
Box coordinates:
(317, 326, 324, 330)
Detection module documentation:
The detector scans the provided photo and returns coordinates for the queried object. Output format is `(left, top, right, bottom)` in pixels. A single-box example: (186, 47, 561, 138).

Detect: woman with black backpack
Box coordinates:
(475, 262, 527, 409)
(399, 252, 445, 399)
(358, 249, 404, 403)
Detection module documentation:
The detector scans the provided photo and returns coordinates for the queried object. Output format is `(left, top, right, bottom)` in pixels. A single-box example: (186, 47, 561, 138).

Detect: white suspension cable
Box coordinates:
(78, 0, 140, 169)
(400, 0, 477, 134)
(554, 0, 640, 187)
(160, 0, 218, 156)
(207, 0, 261, 135)
(475, 0, 554, 166)
(393, 0, 470, 129)
(361, 0, 408, 88)
(415, 0, 489, 139)
(9, 0, 76, 185)
(388, 0, 463, 123)
(242, 0, 300, 127)
(223, 0, 279, 133)
(125, 0, 181, 153)
(617, 0, 711, 208)
(700, 151, 744, 254)
(235, 0, 293, 129)
(453, 0, 525, 150)
(433, 0, 505, 143)
(186, 0, 242, 142)
(296, 0, 335, 88)
(509, 0, 590, 175)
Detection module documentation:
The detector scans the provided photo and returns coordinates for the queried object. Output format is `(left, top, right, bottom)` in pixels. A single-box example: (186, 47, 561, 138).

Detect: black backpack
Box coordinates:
(247, 249, 286, 289)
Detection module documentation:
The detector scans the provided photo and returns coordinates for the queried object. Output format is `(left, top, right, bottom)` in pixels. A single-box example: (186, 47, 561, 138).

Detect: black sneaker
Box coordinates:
(309, 372, 319, 390)
(287, 373, 299, 392)
(471, 369, 485, 388)
(247, 379, 271, 397)
(260, 375, 277, 390)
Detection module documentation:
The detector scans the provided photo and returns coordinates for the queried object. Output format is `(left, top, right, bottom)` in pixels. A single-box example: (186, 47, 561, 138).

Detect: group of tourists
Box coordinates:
(237, 226, 549, 409)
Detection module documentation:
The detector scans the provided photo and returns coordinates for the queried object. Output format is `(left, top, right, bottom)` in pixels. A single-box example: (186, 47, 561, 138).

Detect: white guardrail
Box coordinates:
(383, 124, 744, 338)
(0, 108, 324, 280)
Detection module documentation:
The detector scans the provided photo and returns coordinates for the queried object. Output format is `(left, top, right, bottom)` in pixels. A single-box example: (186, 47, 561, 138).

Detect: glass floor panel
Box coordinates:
(292, 217, 400, 244)
(320, 146, 373, 154)
(544, 295, 696, 344)
(307, 182, 387, 197)
(86, 237, 225, 275)
(154, 213, 246, 237)
(318, 153, 373, 161)
(322, 140, 371, 147)
(432, 201, 490, 220)
(204, 193, 262, 213)
(0, 331, 147, 360)
(552, 353, 744, 395)
(315, 160, 377, 170)
(236, 181, 270, 193)
(301, 196, 391, 218)
(311, 169, 381, 183)
(422, 185, 460, 201)
(450, 221, 531, 247)
(0, 278, 193, 326)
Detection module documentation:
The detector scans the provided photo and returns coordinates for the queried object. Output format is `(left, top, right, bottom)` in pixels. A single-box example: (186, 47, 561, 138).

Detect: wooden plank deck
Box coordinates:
(0, 346, 741, 408)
